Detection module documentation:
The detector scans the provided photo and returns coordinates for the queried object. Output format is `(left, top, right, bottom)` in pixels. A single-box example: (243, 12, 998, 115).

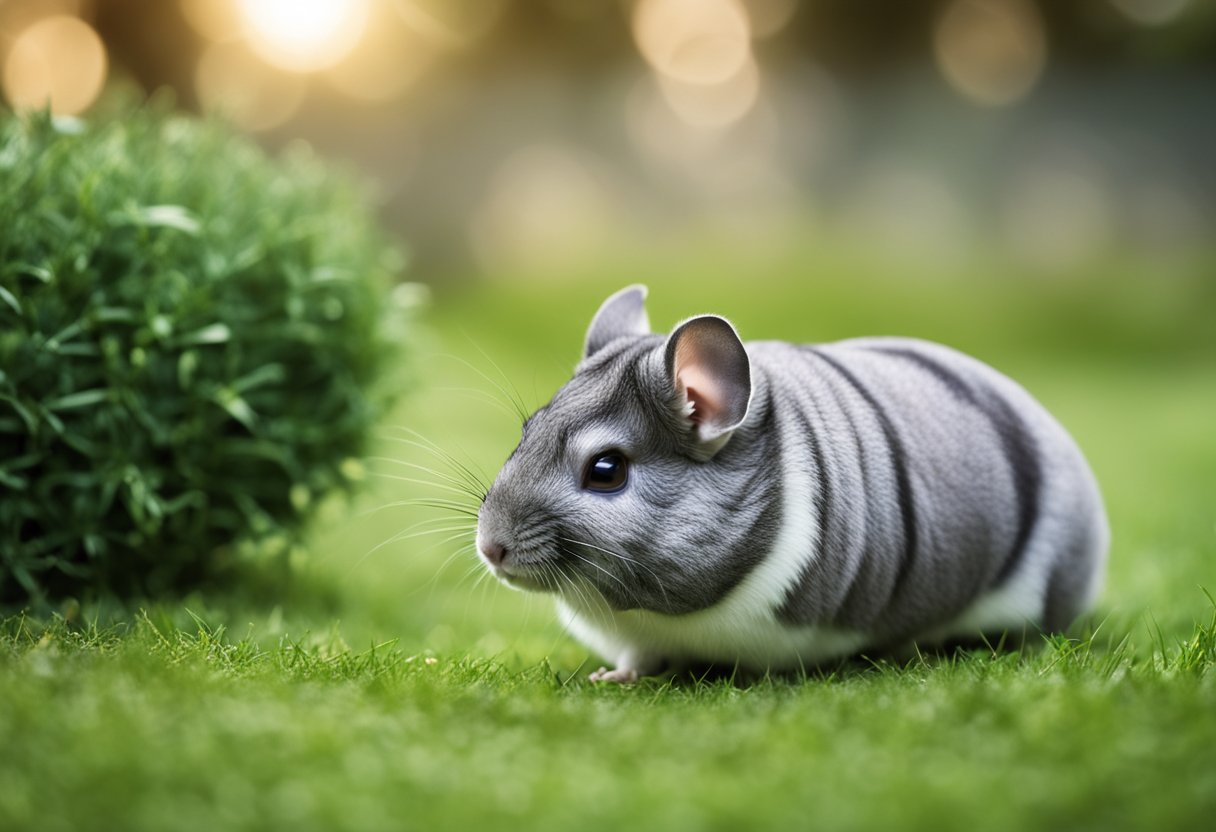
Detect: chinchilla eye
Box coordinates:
(583, 451, 628, 493)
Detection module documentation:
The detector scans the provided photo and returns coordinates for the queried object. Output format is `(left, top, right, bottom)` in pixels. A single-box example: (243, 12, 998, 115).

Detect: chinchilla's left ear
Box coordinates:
(664, 315, 751, 458)
(584, 285, 650, 358)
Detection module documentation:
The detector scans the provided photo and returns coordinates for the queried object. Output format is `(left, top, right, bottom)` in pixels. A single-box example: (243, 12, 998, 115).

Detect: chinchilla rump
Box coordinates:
(475, 287, 1108, 677)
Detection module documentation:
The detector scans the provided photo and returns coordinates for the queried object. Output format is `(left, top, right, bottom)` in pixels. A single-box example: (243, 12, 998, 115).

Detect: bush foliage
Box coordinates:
(0, 107, 407, 602)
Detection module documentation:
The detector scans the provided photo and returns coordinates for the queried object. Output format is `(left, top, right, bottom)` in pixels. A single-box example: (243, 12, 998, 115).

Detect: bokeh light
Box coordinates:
(1002, 147, 1113, 271)
(236, 0, 369, 73)
(1109, 0, 1190, 27)
(934, 0, 1045, 107)
(842, 163, 967, 263)
(657, 54, 761, 128)
(470, 144, 620, 276)
(1131, 181, 1203, 250)
(0, 0, 88, 35)
(2, 14, 107, 115)
(0, 0, 1204, 274)
(633, 0, 752, 85)
(179, 0, 243, 41)
(195, 40, 306, 132)
(626, 73, 727, 167)
(325, 4, 437, 102)
(391, 0, 506, 49)
(741, 0, 799, 39)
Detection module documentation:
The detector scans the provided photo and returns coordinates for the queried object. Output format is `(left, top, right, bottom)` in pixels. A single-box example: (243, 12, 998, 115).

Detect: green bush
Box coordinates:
(0, 107, 409, 603)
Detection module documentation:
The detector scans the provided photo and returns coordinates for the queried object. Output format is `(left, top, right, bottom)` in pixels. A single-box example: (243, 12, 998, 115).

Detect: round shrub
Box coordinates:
(0, 107, 409, 603)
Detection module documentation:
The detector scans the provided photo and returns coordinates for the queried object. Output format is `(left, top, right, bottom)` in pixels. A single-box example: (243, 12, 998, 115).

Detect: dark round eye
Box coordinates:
(583, 452, 628, 493)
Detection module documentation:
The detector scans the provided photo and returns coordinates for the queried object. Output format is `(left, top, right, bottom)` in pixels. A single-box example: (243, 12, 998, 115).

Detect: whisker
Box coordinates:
(424, 541, 479, 604)
(366, 457, 487, 501)
(565, 568, 604, 624)
(367, 470, 483, 503)
(462, 558, 490, 586)
(357, 502, 476, 520)
(373, 522, 476, 549)
(441, 351, 530, 423)
(563, 569, 616, 635)
(432, 386, 522, 421)
(356, 523, 475, 571)
(358, 488, 480, 520)
(552, 563, 590, 614)
(382, 428, 492, 496)
(558, 536, 670, 608)
(453, 339, 533, 422)
(559, 545, 633, 599)
(351, 516, 469, 567)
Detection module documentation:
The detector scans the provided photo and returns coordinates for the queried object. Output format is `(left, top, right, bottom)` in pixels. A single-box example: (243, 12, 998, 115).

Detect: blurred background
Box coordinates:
(1, 0, 1213, 280)
(3, 11, 1214, 830)
(2, 0, 1213, 656)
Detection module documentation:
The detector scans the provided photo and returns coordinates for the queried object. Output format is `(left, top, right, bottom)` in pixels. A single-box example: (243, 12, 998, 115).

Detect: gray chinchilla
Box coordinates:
(475, 286, 1108, 682)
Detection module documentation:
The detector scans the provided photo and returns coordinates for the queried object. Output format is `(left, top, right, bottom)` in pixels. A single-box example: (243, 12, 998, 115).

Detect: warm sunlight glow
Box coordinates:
(633, 0, 752, 85)
(470, 145, 619, 276)
(392, 0, 506, 49)
(741, 0, 799, 39)
(180, 0, 243, 41)
(934, 0, 1045, 107)
(326, 4, 436, 101)
(2, 14, 106, 115)
(236, 0, 369, 72)
(0, 0, 87, 37)
(657, 55, 760, 128)
(625, 75, 727, 168)
(196, 40, 306, 131)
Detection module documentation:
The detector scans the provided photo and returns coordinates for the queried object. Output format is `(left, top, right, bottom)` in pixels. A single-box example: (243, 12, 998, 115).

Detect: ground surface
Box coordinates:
(3, 251, 1215, 831)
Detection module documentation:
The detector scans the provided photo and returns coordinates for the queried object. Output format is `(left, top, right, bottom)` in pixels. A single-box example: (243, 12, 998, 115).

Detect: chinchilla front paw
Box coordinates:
(588, 666, 640, 684)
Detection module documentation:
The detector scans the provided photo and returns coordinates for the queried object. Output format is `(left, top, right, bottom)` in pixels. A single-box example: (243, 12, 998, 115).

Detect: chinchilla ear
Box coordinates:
(664, 315, 751, 457)
(584, 285, 650, 358)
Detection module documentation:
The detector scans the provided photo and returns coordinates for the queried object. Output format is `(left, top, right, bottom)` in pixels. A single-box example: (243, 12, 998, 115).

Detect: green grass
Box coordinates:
(3, 250, 1215, 831)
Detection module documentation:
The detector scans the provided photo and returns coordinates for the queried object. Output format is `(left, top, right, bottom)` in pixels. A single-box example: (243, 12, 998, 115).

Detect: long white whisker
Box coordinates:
(437, 351, 529, 422)
(357, 500, 477, 520)
(457, 338, 534, 420)
(423, 542, 478, 604)
(406, 430, 493, 495)
(351, 517, 472, 569)
(432, 386, 522, 421)
(367, 471, 483, 502)
(381, 437, 491, 496)
(557, 565, 594, 620)
(566, 570, 617, 635)
(366, 457, 486, 501)
(558, 536, 670, 608)
(559, 545, 634, 599)
(377, 429, 492, 494)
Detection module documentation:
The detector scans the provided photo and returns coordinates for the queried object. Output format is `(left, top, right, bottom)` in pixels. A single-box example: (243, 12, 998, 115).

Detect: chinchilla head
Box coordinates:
(475, 285, 782, 615)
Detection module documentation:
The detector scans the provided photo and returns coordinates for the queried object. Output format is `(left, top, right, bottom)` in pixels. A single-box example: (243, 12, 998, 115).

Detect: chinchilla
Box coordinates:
(475, 286, 1108, 682)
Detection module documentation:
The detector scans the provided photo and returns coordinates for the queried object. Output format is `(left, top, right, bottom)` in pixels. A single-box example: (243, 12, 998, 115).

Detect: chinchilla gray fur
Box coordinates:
(475, 286, 1108, 682)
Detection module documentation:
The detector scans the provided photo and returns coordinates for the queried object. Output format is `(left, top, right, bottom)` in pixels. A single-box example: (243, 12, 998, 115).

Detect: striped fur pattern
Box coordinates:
(475, 287, 1108, 679)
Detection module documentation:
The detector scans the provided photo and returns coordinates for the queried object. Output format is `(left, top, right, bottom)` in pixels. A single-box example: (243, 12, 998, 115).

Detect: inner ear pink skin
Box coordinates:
(677, 364, 723, 427)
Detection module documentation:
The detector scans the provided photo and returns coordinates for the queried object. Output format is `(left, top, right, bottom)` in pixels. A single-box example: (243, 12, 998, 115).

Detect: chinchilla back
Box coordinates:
(758, 336, 1107, 639)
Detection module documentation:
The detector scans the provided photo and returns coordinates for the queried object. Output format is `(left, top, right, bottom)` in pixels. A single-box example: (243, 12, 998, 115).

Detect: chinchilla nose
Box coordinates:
(479, 540, 507, 567)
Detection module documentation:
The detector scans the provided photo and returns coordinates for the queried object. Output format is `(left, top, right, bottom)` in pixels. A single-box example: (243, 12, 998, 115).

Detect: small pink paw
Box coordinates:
(588, 666, 640, 684)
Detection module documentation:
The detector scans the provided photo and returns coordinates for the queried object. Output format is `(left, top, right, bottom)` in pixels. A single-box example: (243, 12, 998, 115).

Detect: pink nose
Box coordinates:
(480, 541, 507, 567)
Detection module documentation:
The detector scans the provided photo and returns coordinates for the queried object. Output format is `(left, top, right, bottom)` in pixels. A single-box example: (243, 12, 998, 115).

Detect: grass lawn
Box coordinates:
(3, 248, 1215, 831)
